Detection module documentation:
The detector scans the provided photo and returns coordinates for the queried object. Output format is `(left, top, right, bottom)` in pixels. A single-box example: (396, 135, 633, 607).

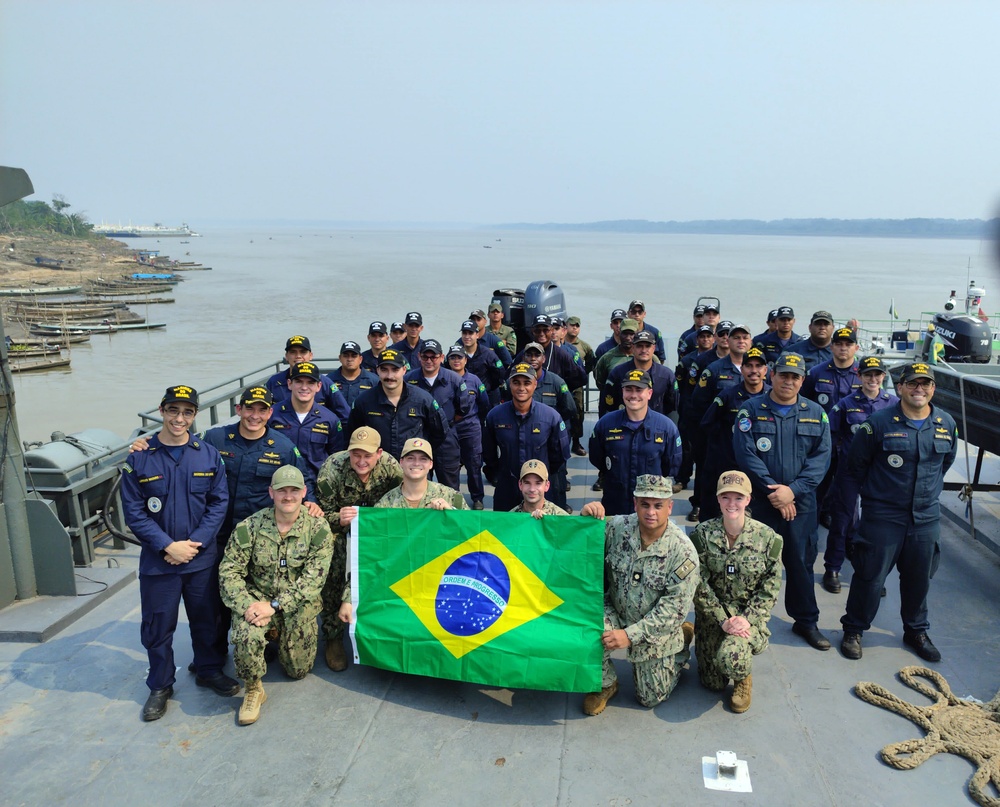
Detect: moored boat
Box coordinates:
(0, 285, 83, 297)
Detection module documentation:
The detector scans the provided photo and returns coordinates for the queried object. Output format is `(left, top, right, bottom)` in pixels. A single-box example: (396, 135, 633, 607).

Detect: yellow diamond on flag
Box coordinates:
(390, 530, 564, 659)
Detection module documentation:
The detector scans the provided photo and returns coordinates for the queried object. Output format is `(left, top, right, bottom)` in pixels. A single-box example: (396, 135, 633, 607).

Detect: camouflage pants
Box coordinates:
(694, 622, 759, 690)
(320, 533, 347, 642)
(603, 647, 689, 708)
(231, 601, 320, 682)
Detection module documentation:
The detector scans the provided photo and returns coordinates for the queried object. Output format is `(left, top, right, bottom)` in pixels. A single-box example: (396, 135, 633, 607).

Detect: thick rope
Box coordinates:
(855, 666, 1000, 807)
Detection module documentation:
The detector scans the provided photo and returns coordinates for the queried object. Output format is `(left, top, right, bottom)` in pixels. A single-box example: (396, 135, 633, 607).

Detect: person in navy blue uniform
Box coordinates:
(517, 342, 577, 511)
(784, 311, 835, 372)
(674, 324, 716, 495)
(483, 363, 570, 512)
(447, 344, 490, 509)
(514, 314, 586, 391)
(755, 305, 801, 366)
(839, 362, 957, 663)
(458, 319, 505, 398)
(389, 321, 406, 344)
(468, 308, 513, 368)
(821, 356, 897, 593)
(677, 304, 707, 361)
(394, 311, 428, 368)
(698, 346, 770, 520)
(733, 352, 833, 651)
(328, 341, 379, 407)
(683, 320, 736, 522)
(121, 384, 236, 721)
(678, 302, 722, 359)
(361, 322, 390, 371)
(594, 308, 627, 361)
(347, 347, 451, 461)
(803, 326, 862, 527)
(589, 369, 682, 516)
(752, 309, 779, 344)
(270, 362, 345, 490)
(404, 338, 472, 491)
(626, 299, 667, 363)
(265, 335, 351, 421)
(604, 330, 677, 417)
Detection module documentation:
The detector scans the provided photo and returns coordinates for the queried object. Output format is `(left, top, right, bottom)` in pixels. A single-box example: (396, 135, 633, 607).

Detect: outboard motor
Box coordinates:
(524, 280, 567, 324)
(930, 313, 992, 363)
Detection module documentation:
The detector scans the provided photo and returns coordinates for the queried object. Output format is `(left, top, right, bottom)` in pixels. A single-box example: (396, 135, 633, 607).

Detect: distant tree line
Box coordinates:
(0, 196, 95, 237)
(498, 217, 1000, 239)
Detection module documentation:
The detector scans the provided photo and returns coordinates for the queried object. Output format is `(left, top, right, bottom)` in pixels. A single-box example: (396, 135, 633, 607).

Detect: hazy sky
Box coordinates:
(3, 1, 999, 225)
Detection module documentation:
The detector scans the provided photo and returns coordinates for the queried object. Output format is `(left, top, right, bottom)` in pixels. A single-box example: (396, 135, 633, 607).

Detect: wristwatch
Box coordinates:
(270, 598, 281, 612)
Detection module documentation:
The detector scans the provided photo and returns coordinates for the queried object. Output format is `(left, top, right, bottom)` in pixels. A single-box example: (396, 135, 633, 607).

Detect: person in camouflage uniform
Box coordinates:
(487, 301, 517, 356)
(219, 465, 334, 725)
(314, 427, 403, 671)
(510, 459, 567, 517)
(579, 475, 698, 714)
(689, 470, 782, 713)
(373, 438, 470, 511)
(337, 438, 469, 627)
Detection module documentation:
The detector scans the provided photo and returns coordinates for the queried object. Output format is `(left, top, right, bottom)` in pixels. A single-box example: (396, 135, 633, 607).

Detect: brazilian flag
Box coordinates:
(349, 509, 604, 692)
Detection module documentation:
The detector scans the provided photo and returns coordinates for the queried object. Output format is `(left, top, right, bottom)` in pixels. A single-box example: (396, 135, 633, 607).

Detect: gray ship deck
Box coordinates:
(1, 438, 998, 807)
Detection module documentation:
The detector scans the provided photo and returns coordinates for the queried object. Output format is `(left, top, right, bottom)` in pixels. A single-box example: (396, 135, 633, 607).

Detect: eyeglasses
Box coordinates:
(903, 379, 934, 389)
(164, 406, 196, 419)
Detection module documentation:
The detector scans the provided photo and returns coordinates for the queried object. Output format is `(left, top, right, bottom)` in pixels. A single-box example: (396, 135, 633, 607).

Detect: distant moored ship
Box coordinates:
(93, 222, 201, 238)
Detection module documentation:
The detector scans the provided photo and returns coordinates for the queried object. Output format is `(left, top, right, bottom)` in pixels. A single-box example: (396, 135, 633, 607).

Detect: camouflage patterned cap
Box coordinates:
(488, 302, 503, 313)
(566, 315, 581, 326)
(519, 459, 549, 481)
(859, 355, 887, 374)
(271, 464, 306, 490)
(633, 474, 674, 499)
(620, 318, 640, 334)
(239, 385, 273, 408)
(348, 427, 381, 453)
(400, 437, 433, 459)
(773, 352, 806, 376)
(716, 470, 752, 497)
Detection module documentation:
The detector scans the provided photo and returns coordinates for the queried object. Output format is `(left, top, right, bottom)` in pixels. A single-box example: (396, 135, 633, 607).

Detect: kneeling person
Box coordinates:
(579, 475, 698, 714)
(219, 465, 334, 726)
(689, 471, 782, 713)
(510, 460, 567, 518)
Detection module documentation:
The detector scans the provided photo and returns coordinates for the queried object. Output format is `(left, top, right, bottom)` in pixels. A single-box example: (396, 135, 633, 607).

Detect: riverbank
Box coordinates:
(0, 232, 141, 287)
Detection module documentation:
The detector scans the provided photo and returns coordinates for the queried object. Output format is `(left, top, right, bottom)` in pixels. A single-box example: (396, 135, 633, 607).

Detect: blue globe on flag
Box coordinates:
(435, 552, 510, 636)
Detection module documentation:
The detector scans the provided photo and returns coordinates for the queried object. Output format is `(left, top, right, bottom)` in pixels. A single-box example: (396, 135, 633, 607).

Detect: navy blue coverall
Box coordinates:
(121, 434, 229, 691)
(347, 382, 450, 461)
(841, 403, 957, 636)
(589, 409, 682, 515)
(733, 394, 831, 629)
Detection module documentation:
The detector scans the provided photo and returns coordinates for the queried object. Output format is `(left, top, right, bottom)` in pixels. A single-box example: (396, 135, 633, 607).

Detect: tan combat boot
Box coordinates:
(582, 680, 619, 716)
(325, 640, 348, 672)
(682, 621, 695, 650)
(238, 679, 267, 725)
(730, 675, 752, 714)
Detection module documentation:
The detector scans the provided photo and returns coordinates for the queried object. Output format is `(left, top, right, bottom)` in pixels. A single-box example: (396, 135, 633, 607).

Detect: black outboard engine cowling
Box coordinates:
(524, 280, 566, 325)
(931, 313, 993, 363)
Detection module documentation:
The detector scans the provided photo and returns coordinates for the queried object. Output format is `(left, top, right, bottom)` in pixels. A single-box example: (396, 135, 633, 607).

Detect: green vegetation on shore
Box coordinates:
(0, 196, 95, 238)
(498, 217, 1000, 239)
